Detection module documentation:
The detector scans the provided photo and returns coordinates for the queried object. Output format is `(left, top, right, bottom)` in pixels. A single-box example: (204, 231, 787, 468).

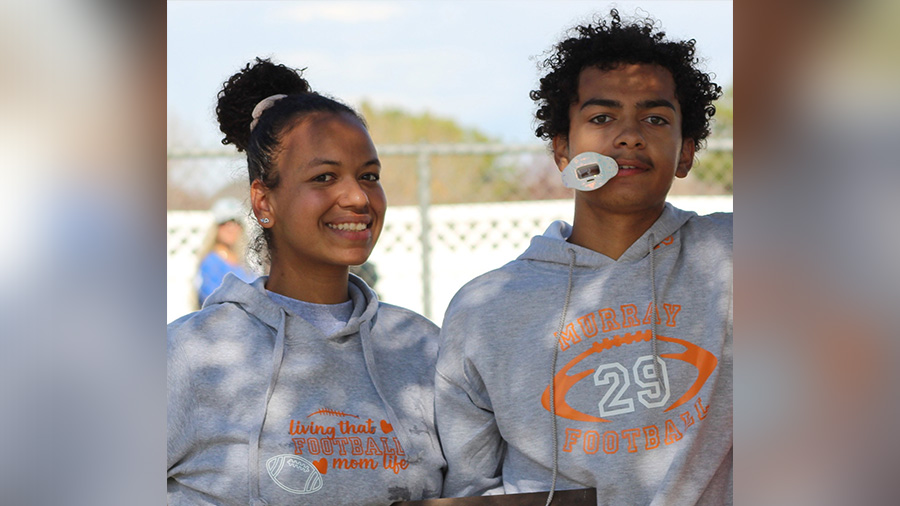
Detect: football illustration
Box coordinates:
(266, 454, 324, 495)
(542, 329, 717, 422)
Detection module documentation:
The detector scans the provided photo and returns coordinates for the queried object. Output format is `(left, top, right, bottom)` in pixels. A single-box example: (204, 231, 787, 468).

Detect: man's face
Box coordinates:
(553, 63, 695, 217)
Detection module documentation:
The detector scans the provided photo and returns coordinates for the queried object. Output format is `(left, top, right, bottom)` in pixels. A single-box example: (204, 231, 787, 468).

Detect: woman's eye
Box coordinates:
(646, 116, 669, 125)
(361, 173, 380, 182)
(313, 173, 335, 182)
(590, 114, 612, 124)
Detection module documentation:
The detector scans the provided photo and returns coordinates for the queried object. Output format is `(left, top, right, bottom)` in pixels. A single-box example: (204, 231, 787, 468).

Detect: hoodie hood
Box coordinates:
(203, 272, 380, 341)
(518, 202, 697, 266)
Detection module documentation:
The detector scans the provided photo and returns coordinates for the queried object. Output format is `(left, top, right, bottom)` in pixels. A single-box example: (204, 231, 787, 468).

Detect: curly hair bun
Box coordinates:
(216, 57, 312, 152)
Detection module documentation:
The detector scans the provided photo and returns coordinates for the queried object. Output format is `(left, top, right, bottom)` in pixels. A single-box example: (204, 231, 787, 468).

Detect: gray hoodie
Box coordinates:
(435, 203, 732, 505)
(168, 274, 445, 505)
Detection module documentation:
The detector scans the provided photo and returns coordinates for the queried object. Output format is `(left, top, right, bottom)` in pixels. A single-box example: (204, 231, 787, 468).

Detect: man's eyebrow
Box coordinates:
(637, 99, 677, 111)
(308, 158, 340, 167)
(580, 98, 621, 110)
(579, 98, 677, 112)
(307, 157, 381, 168)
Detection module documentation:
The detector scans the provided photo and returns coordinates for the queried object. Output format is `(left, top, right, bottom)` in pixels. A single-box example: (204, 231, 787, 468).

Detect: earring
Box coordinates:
(259, 218, 270, 224)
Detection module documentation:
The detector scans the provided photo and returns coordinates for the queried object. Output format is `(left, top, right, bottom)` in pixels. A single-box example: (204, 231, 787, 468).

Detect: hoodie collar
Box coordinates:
(204, 273, 380, 340)
(518, 202, 696, 266)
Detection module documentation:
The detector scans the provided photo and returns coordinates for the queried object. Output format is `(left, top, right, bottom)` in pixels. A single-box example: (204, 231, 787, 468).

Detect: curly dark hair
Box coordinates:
(530, 9, 722, 147)
(215, 57, 366, 266)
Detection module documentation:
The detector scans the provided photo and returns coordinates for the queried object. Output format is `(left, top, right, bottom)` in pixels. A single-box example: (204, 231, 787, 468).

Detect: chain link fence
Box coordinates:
(167, 139, 732, 210)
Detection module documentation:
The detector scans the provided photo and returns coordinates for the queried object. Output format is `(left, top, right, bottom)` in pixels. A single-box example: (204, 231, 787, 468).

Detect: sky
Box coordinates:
(167, 0, 732, 148)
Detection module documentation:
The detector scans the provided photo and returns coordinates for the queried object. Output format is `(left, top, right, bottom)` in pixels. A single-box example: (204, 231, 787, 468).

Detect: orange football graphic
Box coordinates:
(541, 329, 717, 422)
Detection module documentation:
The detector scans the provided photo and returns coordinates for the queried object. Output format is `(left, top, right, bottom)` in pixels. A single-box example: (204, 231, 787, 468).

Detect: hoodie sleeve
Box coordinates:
(434, 306, 506, 497)
(167, 319, 197, 475)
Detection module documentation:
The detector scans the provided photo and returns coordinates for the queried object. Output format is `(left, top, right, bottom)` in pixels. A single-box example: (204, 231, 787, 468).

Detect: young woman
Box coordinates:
(194, 197, 254, 308)
(167, 58, 445, 505)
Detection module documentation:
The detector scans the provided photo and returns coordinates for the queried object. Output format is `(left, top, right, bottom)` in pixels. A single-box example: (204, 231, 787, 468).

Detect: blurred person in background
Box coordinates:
(194, 196, 255, 308)
(434, 9, 731, 505)
(167, 58, 445, 505)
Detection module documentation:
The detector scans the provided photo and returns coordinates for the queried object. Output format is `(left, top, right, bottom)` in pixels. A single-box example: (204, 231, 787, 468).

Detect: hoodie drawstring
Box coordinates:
(546, 248, 577, 506)
(358, 320, 417, 464)
(545, 236, 661, 505)
(648, 234, 663, 395)
(249, 308, 287, 506)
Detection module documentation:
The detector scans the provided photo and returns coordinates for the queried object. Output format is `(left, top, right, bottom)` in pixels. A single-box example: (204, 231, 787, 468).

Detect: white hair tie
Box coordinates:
(249, 94, 288, 131)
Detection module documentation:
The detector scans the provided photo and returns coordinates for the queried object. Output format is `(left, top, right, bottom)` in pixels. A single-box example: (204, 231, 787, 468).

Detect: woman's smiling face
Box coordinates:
(253, 111, 386, 273)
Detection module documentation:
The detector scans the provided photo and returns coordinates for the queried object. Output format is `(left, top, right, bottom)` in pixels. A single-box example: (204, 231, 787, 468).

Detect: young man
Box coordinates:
(435, 10, 731, 505)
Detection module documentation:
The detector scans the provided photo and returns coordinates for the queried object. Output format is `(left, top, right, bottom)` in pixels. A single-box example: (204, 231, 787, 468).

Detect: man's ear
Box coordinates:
(676, 138, 696, 178)
(250, 179, 274, 227)
(552, 135, 570, 172)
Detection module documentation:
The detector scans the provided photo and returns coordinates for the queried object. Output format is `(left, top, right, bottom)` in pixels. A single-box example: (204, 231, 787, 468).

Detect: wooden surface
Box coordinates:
(392, 488, 596, 506)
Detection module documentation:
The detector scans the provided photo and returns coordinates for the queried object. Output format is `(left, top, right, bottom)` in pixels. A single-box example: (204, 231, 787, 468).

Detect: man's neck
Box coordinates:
(567, 200, 665, 260)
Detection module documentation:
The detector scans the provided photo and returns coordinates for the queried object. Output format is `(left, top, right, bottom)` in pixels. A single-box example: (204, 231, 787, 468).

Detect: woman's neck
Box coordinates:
(265, 262, 350, 304)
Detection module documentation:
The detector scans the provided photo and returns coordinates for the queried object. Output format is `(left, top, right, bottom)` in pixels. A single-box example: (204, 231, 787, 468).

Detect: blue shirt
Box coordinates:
(197, 252, 254, 306)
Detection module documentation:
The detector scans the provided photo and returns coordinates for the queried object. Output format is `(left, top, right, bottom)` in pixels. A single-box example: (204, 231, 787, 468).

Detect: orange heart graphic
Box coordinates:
(313, 458, 327, 475)
(380, 420, 394, 434)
